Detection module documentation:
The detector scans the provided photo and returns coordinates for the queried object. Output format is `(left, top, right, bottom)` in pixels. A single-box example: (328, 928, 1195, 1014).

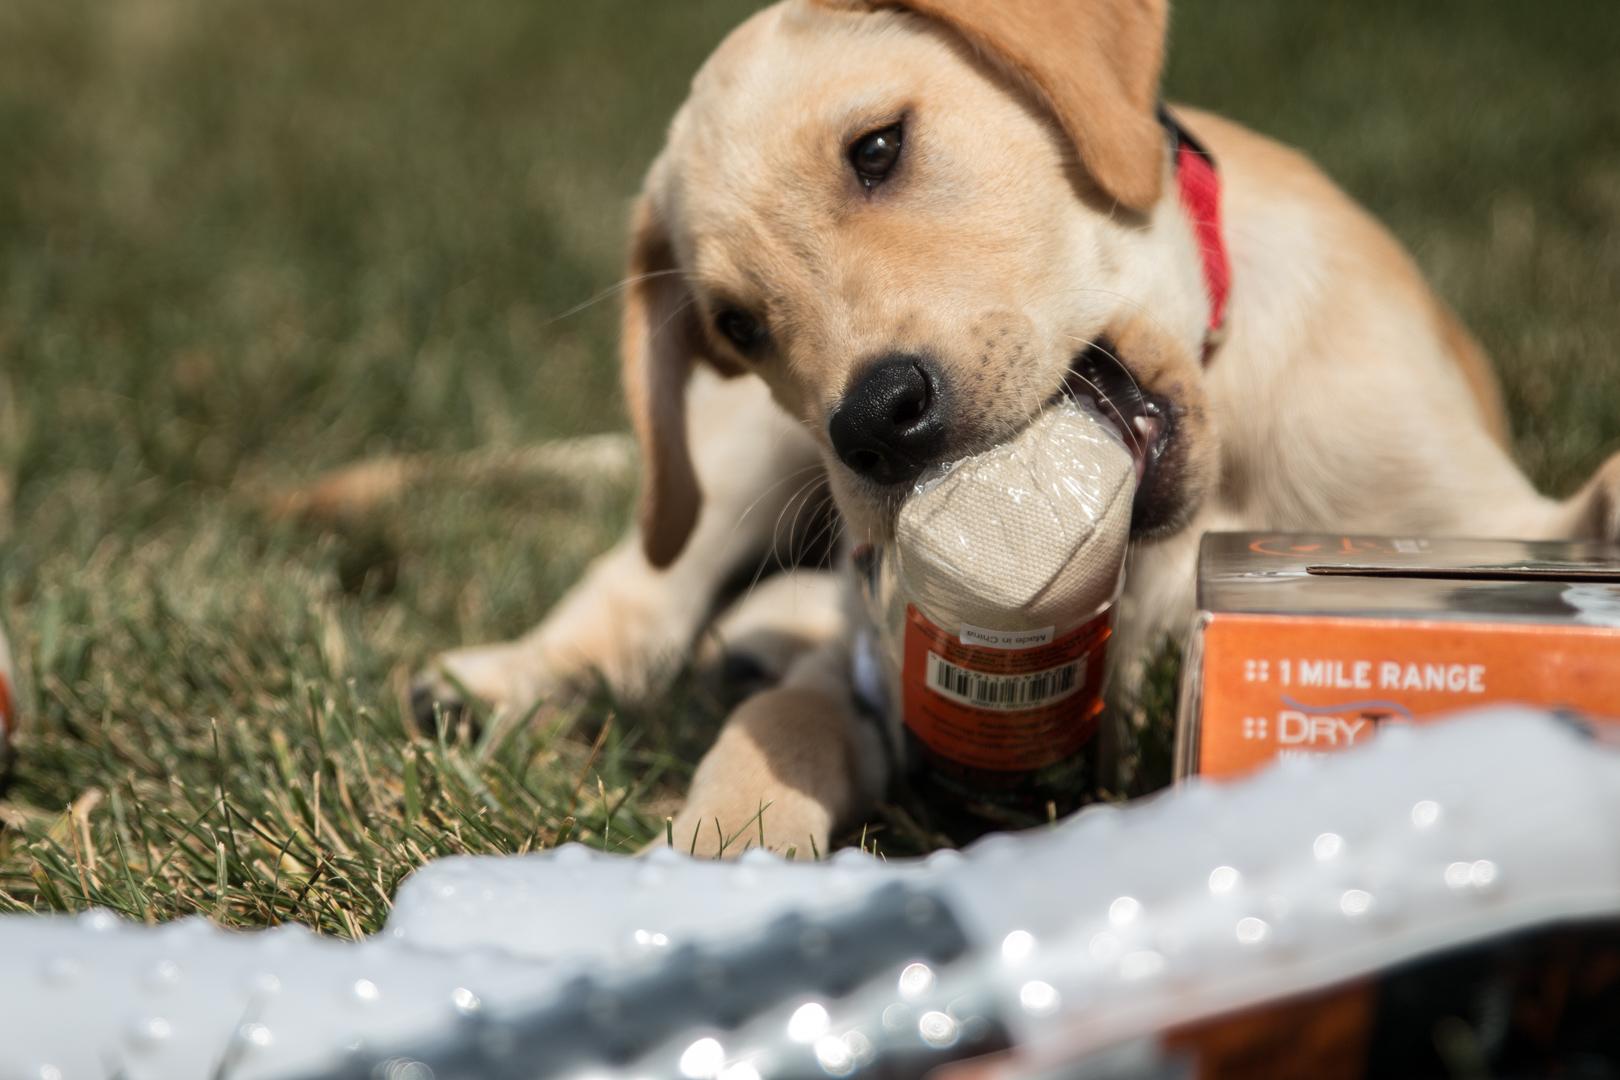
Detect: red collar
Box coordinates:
(1159, 106, 1231, 364)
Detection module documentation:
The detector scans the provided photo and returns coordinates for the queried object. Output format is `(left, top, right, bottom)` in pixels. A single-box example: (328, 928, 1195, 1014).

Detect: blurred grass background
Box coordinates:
(0, 0, 1616, 933)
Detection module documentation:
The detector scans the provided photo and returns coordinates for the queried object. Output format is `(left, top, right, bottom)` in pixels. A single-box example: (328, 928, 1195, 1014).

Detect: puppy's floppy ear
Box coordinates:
(621, 193, 706, 568)
(816, 0, 1169, 212)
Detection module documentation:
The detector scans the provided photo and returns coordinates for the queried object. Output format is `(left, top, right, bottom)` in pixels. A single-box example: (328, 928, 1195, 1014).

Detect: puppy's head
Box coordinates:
(624, 0, 1217, 566)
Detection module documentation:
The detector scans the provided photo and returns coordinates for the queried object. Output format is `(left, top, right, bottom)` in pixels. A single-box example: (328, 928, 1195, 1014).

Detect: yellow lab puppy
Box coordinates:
(414, 0, 1620, 855)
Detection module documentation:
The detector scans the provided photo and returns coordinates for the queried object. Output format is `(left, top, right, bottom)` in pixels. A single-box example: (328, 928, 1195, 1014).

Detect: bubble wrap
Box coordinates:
(1, 711, 1617, 1078)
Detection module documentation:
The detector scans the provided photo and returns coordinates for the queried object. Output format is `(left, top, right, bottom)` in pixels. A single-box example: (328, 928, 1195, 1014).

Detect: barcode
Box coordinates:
(925, 653, 1084, 711)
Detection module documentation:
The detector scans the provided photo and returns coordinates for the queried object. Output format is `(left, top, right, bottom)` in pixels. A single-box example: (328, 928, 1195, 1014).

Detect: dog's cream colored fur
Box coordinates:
(416, 0, 1620, 856)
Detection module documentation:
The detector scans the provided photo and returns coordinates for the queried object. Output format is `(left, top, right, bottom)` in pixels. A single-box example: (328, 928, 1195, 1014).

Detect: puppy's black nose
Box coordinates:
(828, 355, 946, 486)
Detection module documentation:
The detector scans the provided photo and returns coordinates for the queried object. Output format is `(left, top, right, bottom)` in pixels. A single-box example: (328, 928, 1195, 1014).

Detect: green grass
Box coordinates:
(1, 0, 1617, 935)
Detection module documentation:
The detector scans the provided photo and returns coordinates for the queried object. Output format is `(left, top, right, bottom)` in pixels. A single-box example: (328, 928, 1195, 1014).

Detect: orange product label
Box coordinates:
(902, 603, 1113, 772)
(1197, 614, 1620, 778)
(1166, 980, 1375, 1080)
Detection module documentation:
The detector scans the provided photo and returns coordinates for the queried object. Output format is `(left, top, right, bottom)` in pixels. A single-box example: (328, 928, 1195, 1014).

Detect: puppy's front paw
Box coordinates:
(660, 797, 834, 860)
(409, 642, 556, 733)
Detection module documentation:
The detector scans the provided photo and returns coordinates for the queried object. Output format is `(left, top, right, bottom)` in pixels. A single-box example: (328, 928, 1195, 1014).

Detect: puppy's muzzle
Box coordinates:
(828, 354, 948, 486)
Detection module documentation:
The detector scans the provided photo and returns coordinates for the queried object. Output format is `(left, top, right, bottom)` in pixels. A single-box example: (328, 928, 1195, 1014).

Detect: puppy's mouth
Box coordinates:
(1052, 344, 1179, 535)
(842, 343, 1193, 545)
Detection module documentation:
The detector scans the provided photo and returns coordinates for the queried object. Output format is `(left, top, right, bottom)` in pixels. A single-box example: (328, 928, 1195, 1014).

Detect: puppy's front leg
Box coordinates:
(666, 642, 888, 859)
(1560, 450, 1620, 543)
(413, 370, 821, 719)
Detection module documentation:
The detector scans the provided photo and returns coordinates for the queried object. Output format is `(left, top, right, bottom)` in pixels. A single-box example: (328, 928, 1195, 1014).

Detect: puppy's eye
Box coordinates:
(716, 308, 766, 353)
(849, 123, 903, 189)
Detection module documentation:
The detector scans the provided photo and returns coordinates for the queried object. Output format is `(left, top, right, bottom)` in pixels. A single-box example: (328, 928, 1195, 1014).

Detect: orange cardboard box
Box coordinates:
(1175, 533, 1620, 780)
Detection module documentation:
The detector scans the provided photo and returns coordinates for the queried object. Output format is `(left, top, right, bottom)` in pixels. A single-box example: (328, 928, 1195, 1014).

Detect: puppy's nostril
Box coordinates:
(891, 376, 930, 426)
(846, 448, 884, 474)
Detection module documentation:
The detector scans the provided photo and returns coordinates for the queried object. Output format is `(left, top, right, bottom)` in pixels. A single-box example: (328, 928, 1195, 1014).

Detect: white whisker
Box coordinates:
(546, 269, 692, 326)
(1061, 367, 1145, 458)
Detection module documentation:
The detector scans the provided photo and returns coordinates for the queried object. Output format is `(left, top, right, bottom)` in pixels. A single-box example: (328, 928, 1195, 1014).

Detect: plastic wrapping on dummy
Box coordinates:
(858, 399, 1137, 826)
